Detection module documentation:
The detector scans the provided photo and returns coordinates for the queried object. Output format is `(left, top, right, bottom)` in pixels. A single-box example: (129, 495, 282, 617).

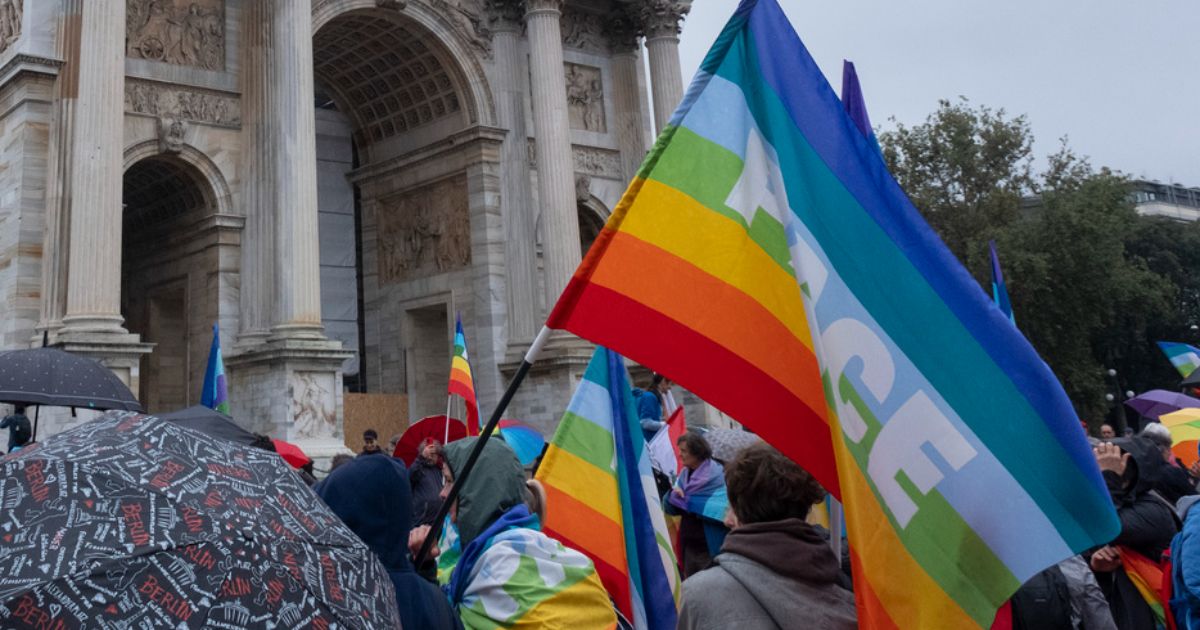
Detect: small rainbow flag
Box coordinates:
(1118, 546, 1170, 627)
(448, 314, 479, 436)
(535, 347, 680, 630)
(544, 1, 1119, 626)
(200, 323, 229, 415)
(1158, 341, 1200, 379)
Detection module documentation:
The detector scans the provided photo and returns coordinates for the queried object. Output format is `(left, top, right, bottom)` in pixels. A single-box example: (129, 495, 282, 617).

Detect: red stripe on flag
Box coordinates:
(550, 281, 839, 496)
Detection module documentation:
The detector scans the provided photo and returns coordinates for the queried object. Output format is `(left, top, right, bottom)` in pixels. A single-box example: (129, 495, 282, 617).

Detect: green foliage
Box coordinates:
(880, 101, 1199, 422)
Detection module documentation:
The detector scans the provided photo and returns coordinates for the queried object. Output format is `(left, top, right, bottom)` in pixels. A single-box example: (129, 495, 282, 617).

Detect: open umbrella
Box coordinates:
(0, 411, 401, 628)
(157, 405, 257, 447)
(271, 438, 312, 469)
(497, 419, 545, 467)
(1159, 408, 1200, 467)
(1125, 389, 1200, 420)
(0, 347, 141, 411)
(393, 415, 466, 466)
(702, 428, 762, 464)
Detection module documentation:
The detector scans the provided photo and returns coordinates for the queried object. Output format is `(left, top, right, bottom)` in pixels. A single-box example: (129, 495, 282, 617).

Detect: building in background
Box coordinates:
(1132, 179, 1200, 222)
(0, 0, 699, 455)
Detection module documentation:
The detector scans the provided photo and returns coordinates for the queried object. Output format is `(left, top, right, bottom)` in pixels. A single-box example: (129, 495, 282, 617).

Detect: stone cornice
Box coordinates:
(524, 0, 563, 16)
(347, 125, 507, 184)
(0, 53, 63, 84)
(639, 0, 691, 39)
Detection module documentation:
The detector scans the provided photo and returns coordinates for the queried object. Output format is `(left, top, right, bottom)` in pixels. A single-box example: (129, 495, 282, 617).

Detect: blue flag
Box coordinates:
(201, 324, 229, 414)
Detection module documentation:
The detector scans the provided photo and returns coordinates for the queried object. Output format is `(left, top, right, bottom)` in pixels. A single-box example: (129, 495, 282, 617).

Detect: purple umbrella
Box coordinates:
(1125, 389, 1200, 419)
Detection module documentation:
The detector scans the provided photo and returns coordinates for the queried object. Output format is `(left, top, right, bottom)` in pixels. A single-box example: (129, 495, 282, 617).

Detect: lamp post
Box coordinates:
(1106, 368, 1129, 434)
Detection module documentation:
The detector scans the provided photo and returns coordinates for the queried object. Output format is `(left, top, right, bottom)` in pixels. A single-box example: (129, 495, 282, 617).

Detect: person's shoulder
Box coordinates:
(682, 562, 739, 595)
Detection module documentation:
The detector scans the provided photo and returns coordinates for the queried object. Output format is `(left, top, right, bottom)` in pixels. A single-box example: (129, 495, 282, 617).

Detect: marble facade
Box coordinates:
(0, 0, 695, 449)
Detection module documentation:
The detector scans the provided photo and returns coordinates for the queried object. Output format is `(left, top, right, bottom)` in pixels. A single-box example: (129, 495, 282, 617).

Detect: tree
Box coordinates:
(880, 103, 1190, 422)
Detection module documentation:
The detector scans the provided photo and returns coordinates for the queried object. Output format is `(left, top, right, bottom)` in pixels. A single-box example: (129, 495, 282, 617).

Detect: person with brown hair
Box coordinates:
(666, 431, 730, 578)
(678, 442, 856, 630)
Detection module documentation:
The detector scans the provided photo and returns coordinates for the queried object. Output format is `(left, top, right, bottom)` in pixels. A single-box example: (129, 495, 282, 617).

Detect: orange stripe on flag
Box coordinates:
(541, 482, 628, 576)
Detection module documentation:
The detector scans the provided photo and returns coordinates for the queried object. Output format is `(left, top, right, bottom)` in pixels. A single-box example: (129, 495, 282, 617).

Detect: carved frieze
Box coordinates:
(126, 0, 225, 71)
(377, 175, 472, 284)
(565, 63, 605, 133)
(561, 7, 606, 52)
(126, 79, 241, 127)
(0, 0, 22, 54)
(526, 140, 622, 180)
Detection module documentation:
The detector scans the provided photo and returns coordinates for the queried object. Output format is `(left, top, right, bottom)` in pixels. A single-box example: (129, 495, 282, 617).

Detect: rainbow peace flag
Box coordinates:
(448, 314, 479, 435)
(535, 347, 680, 630)
(1118, 546, 1170, 627)
(1158, 341, 1200, 378)
(200, 324, 229, 415)
(544, 1, 1119, 626)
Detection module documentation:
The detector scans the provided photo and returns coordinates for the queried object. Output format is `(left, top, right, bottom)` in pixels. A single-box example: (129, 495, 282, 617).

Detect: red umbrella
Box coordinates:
(393, 415, 467, 465)
(271, 438, 311, 469)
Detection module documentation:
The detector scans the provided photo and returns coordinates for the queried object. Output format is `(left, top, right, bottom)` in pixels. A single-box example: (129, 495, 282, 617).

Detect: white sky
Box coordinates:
(677, 0, 1200, 186)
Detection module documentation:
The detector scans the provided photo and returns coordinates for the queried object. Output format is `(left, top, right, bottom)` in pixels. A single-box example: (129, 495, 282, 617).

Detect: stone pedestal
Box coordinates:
(53, 333, 155, 403)
(226, 338, 354, 460)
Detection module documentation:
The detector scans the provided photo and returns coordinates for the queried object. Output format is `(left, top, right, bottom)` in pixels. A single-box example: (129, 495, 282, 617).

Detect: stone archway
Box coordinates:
(120, 154, 225, 413)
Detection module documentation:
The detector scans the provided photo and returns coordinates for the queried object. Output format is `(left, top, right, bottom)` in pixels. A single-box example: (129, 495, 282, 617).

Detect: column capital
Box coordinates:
(603, 6, 643, 53)
(524, 0, 563, 16)
(487, 0, 525, 30)
(639, 0, 691, 40)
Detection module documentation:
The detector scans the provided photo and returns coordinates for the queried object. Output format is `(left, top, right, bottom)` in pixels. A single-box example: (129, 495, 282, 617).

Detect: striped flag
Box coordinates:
(989, 241, 1016, 324)
(1158, 341, 1200, 378)
(200, 324, 229, 414)
(544, 1, 1119, 626)
(535, 347, 680, 630)
(1118, 546, 1171, 627)
(448, 314, 479, 436)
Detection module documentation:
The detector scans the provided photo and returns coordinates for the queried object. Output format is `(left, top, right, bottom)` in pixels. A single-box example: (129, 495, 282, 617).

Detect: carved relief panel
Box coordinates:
(127, 0, 226, 71)
(561, 7, 606, 53)
(377, 175, 472, 284)
(290, 371, 337, 440)
(565, 63, 606, 133)
(0, 0, 22, 54)
(126, 79, 241, 126)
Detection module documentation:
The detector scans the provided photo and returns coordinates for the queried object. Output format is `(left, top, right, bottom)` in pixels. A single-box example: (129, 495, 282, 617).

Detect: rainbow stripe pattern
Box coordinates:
(1159, 341, 1200, 378)
(200, 323, 229, 415)
(448, 313, 479, 435)
(535, 347, 680, 630)
(545, 1, 1119, 626)
(1119, 546, 1169, 626)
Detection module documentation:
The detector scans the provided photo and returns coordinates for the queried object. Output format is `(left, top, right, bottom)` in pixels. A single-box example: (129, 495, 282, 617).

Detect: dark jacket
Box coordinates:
(315, 456, 462, 630)
(1, 413, 31, 451)
(678, 519, 856, 630)
(409, 456, 444, 527)
(1096, 437, 1180, 630)
(1172, 496, 1200, 628)
(1157, 461, 1198, 506)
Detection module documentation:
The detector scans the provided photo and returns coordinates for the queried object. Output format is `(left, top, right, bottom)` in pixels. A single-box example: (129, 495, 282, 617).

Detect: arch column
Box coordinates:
(641, 0, 690, 134)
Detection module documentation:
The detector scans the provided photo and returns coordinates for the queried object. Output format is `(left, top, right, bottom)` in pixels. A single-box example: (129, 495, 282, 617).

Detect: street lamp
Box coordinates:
(1105, 368, 1129, 434)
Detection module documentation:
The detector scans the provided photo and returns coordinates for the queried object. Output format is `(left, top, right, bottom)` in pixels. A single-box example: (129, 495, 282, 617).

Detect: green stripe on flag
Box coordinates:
(554, 411, 618, 474)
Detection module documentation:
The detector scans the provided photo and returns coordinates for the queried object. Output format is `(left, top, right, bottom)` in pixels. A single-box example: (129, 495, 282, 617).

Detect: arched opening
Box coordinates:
(578, 204, 607, 255)
(312, 10, 476, 413)
(121, 156, 220, 413)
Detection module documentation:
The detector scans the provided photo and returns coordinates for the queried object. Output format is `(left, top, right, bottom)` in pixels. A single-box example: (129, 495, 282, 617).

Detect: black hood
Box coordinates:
(1110, 436, 1167, 497)
(315, 455, 413, 572)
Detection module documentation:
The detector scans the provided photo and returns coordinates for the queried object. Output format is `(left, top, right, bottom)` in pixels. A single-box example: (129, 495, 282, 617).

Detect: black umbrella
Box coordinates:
(157, 405, 258, 447)
(0, 411, 401, 628)
(0, 346, 142, 412)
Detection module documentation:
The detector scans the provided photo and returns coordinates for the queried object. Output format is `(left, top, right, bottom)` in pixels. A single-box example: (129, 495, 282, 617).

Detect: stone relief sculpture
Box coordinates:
(127, 0, 225, 71)
(377, 175, 472, 283)
(126, 80, 241, 126)
(0, 0, 21, 53)
(565, 63, 606, 133)
(290, 372, 337, 440)
(159, 118, 187, 153)
(562, 7, 606, 52)
(428, 0, 492, 58)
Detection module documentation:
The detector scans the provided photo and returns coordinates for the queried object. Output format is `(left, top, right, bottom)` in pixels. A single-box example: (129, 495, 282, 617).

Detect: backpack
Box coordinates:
(1010, 564, 1073, 630)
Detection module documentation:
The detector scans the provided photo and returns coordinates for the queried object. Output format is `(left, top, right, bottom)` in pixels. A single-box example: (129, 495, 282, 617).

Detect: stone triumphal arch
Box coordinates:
(0, 0, 694, 452)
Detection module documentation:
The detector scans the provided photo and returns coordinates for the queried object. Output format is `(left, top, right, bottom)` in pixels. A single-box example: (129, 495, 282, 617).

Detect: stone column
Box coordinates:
(641, 0, 691, 134)
(270, 0, 324, 338)
(60, 0, 126, 335)
(606, 9, 651, 183)
(237, 0, 275, 347)
(525, 0, 582, 307)
(489, 1, 540, 348)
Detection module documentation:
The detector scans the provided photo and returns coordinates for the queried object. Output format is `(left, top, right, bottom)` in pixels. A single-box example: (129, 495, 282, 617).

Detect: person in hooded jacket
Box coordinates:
(678, 442, 856, 630)
(410, 437, 445, 527)
(411, 437, 616, 629)
(314, 455, 462, 630)
(1089, 437, 1180, 630)
(1171, 494, 1200, 628)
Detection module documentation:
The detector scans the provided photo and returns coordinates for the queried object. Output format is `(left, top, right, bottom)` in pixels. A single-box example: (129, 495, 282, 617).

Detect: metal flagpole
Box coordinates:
(414, 326, 553, 566)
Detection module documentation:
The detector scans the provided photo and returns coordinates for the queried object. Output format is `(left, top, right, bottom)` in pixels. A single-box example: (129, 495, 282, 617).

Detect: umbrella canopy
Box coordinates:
(156, 405, 257, 447)
(272, 438, 312, 469)
(497, 419, 545, 467)
(0, 347, 141, 411)
(1126, 389, 1200, 420)
(1160, 408, 1200, 467)
(702, 428, 762, 464)
(0, 411, 401, 628)
(393, 415, 466, 466)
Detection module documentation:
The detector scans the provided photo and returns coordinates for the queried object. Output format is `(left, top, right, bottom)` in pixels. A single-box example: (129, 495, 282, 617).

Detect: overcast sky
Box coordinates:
(677, 1, 1200, 186)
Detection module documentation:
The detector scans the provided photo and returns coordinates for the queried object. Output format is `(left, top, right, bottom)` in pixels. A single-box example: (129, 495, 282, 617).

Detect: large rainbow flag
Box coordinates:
(535, 347, 679, 630)
(200, 323, 229, 415)
(1158, 341, 1200, 379)
(544, 0, 1120, 626)
(448, 314, 479, 435)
